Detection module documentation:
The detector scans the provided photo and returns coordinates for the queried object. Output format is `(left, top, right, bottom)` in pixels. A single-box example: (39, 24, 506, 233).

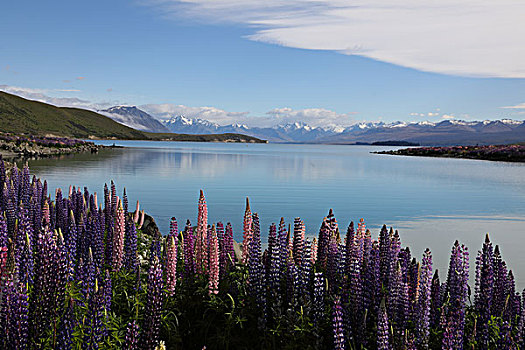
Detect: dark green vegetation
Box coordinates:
(0, 91, 265, 143)
(375, 144, 525, 162)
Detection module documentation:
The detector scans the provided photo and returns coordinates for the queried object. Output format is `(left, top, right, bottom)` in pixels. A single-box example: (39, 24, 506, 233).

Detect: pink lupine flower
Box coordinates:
(133, 200, 140, 223)
(208, 225, 219, 295)
(195, 190, 208, 275)
(166, 235, 177, 295)
(138, 210, 145, 229)
(242, 197, 252, 264)
(112, 199, 125, 271)
(311, 237, 318, 264)
(42, 200, 50, 227)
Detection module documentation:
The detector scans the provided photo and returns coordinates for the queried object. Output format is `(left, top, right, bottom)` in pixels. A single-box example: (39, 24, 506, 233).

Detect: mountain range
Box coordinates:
(160, 114, 525, 145)
(0, 92, 264, 143)
(88, 104, 525, 145)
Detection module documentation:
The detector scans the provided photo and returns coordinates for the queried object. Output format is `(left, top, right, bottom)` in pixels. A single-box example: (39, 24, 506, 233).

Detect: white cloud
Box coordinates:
(0, 85, 114, 110)
(501, 103, 525, 109)
(441, 114, 456, 120)
(140, 103, 251, 125)
(266, 107, 356, 128)
(146, 0, 525, 77)
(142, 103, 357, 128)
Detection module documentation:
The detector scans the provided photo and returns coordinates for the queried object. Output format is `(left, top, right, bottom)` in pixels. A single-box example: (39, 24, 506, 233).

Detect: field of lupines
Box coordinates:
(0, 155, 524, 349)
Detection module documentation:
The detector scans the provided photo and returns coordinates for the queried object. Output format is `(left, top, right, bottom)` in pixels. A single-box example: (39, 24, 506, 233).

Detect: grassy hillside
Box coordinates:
(0, 92, 265, 143)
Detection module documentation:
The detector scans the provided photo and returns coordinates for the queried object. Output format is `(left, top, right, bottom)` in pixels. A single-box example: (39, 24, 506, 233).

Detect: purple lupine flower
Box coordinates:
(312, 272, 325, 328)
(183, 220, 195, 279)
(429, 269, 441, 329)
(112, 199, 125, 271)
(56, 301, 75, 350)
(333, 297, 345, 350)
(195, 190, 208, 275)
(442, 241, 469, 350)
(363, 242, 381, 316)
(208, 225, 219, 295)
(327, 235, 340, 293)
(122, 188, 128, 215)
(85, 278, 105, 350)
(378, 224, 391, 290)
(300, 238, 313, 302)
(241, 197, 252, 264)
(6, 281, 30, 350)
(166, 233, 178, 295)
(278, 217, 288, 273)
(141, 255, 164, 350)
(110, 180, 117, 216)
(416, 249, 433, 349)
(474, 234, 494, 348)
(248, 213, 265, 310)
(124, 320, 140, 350)
(224, 222, 235, 267)
(492, 245, 508, 317)
(377, 300, 392, 350)
(292, 218, 305, 266)
(267, 223, 281, 293)
(124, 218, 138, 271)
(0, 212, 7, 247)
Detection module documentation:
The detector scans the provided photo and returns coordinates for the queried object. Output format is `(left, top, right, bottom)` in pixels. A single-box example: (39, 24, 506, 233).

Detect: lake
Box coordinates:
(22, 141, 525, 287)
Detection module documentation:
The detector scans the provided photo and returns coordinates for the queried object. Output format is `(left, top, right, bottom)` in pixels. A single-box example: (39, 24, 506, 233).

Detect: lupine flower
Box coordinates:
(333, 297, 345, 350)
(312, 272, 325, 328)
(278, 217, 288, 273)
(242, 197, 252, 264)
(133, 200, 140, 223)
(267, 223, 280, 292)
(292, 218, 305, 266)
(85, 278, 105, 350)
(183, 220, 195, 279)
(224, 222, 235, 267)
(141, 255, 164, 350)
(194, 190, 208, 275)
(111, 199, 125, 271)
(208, 225, 219, 295)
(377, 300, 391, 350)
(475, 234, 494, 348)
(248, 214, 265, 310)
(416, 248, 433, 349)
(124, 218, 138, 271)
(125, 321, 140, 350)
(166, 227, 178, 295)
(442, 241, 469, 350)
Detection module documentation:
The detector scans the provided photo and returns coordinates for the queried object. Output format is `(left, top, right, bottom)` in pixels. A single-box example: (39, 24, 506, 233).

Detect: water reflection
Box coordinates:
(24, 141, 525, 287)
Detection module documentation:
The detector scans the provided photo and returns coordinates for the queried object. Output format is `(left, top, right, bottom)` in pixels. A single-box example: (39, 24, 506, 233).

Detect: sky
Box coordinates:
(1, 0, 525, 128)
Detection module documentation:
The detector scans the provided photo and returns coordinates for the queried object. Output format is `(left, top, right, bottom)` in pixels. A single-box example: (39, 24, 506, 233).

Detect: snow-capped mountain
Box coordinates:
(161, 115, 525, 145)
(99, 106, 170, 133)
(162, 116, 338, 142)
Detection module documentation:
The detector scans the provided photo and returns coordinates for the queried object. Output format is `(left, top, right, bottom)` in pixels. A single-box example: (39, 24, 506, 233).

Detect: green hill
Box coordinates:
(0, 91, 265, 143)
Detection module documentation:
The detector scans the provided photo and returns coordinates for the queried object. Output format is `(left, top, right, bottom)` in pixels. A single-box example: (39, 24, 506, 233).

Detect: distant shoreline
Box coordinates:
(373, 144, 525, 163)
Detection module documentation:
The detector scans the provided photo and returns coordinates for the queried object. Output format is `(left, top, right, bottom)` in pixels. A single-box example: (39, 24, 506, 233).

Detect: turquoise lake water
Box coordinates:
(23, 141, 525, 287)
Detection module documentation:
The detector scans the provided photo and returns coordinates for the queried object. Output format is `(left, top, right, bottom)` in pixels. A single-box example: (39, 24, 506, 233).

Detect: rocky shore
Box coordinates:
(0, 132, 108, 160)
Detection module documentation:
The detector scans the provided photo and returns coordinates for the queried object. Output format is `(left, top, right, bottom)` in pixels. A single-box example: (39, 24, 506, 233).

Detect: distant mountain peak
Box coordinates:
(100, 106, 169, 133)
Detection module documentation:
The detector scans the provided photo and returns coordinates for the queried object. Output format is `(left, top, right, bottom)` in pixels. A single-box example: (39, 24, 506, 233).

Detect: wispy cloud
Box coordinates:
(76, 76, 86, 80)
(141, 103, 252, 125)
(501, 103, 525, 109)
(145, 0, 525, 78)
(141, 103, 356, 127)
(0, 85, 113, 110)
(266, 107, 356, 128)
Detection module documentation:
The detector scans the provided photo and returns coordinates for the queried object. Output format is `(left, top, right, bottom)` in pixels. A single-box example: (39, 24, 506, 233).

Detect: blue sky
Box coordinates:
(1, 0, 524, 127)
